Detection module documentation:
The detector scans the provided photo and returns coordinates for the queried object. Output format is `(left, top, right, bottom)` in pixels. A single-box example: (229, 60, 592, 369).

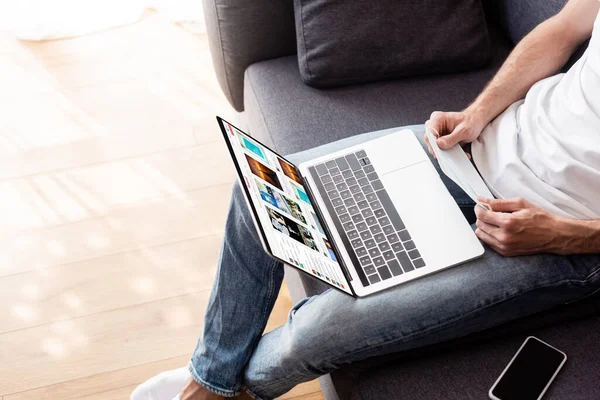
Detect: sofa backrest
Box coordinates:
(203, 0, 296, 111)
(483, 0, 568, 44)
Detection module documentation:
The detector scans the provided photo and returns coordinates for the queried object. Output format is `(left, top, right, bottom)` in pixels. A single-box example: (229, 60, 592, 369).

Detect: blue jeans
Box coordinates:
(189, 126, 600, 399)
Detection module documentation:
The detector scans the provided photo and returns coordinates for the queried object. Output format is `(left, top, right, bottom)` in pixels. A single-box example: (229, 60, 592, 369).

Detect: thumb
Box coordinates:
(436, 131, 461, 150)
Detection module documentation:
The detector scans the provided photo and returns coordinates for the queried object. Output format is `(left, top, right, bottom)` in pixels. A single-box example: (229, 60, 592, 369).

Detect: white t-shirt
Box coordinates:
(471, 10, 600, 220)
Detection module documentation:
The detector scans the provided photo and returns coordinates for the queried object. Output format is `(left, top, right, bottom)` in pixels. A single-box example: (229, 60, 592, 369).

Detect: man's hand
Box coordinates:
(474, 197, 568, 256)
(424, 109, 488, 155)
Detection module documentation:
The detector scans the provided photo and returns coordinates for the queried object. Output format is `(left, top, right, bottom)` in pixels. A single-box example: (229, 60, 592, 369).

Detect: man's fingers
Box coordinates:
(474, 205, 507, 226)
(475, 228, 505, 254)
(477, 197, 528, 212)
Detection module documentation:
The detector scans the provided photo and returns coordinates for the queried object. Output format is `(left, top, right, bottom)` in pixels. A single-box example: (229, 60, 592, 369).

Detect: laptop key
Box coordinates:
(361, 208, 373, 217)
(342, 169, 354, 179)
(378, 242, 391, 251)
(348, 206, 360, 215)
(382, 225, 394, 235)
(377, 265, 392, 280)
(364, 264, 376, 275)
(336, 183, 348, 191)
(358, 177, 369, 187)
(326, 160, 337, 169)
(366, 193, 378, 202)
(316, 164, 328, 175)
(340, 190, 352, 199)
(404, 240, 416, 250)
(333, 174, 344, 184)
(383, 250, 395, 261)
(398, 230, 411, 242)
(335, 157, 350, 170)
(378, 216, 391, 226)
(387, 233, 399, 243)
(339, 214, 351, 223)
(335, 205, 347, 214)
(413, 258, 426, 268)
(372, 180, 384, 191)
(346, 177, 358, 186)
(348, 230, 359, 240)
(343, 221, 355, 231)
(367, 172, 379, 181)
(374, 233, 386, 243)
(360, 230, 372, 240)
(352, 238, 363, 248)
(324, 182, 336, 192)
(355, 247, 367, 257)
(358, 200, 369, 209)
(356, 222, 368, 231)
(396, 251, 415, 272)
(370, 225, 382, 234)
(369, 200, 382, 210)
(368, 273, 381, 284)
(329, 167, 340, 175)
(363, 164, 375, 173)
(374, 208, 386, 218)
(327, 190, 339, 198)
(408, 249, 421, 260)
(359, 255, 371, 265)
(388, 259, 404, 276)
(352, 214, 363, 223)
(350, 185, 362, 194)
(365, 216, 377, 226)
(392, 242, 404, 252)
(332, 197, 343, 207)
(364, 239, 376, 248)
(354, 192, 366, 202)
(344, 198, 355, 207)
(362, 185, 374, 194)
(345, 154, 362, 171)
(355, 170, 366, 179)
(355, 150, 367, 159)
(368, 248, 380, 258)
(373, 257, 385, 267)
(362, 157, 371, 165)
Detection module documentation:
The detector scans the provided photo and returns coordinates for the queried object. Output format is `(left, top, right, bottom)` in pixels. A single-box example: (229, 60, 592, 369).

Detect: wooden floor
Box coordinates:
(0, 13, 323, 400)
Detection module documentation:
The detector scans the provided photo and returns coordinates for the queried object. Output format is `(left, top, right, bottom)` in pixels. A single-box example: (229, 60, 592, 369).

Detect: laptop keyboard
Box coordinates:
(309, 150, 426, 286)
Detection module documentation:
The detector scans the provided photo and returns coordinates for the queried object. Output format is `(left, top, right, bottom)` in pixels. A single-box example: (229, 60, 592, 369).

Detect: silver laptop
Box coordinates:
(218, 117, 483, 298)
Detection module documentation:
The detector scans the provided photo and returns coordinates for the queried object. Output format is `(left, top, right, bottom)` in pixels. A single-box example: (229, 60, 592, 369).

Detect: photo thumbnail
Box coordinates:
(239, 133, 268, 163)
(278, 158, 303, 185)
(299, 226, 319, 252)
(267, 207, 303, 244)
(246, 154, 282, 190)
(256, 179, 307, 224)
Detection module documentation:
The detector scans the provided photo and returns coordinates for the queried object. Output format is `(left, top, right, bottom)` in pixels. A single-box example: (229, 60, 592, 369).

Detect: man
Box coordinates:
(133, 0, 600, 399)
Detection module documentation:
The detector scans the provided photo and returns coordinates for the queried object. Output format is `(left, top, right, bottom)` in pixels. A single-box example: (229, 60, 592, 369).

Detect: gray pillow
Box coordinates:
(294, 0, 492, 87)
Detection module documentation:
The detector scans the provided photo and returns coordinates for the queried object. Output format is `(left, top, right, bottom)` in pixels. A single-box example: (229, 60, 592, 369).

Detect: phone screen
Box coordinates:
(490, 337, 566, 400)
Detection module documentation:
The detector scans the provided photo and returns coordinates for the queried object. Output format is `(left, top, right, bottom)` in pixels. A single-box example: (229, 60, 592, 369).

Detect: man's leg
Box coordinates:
(187, 182, 285, 397)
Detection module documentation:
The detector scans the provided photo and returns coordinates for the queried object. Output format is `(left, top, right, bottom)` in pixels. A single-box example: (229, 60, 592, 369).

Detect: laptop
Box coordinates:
(217, 117, 484, 298)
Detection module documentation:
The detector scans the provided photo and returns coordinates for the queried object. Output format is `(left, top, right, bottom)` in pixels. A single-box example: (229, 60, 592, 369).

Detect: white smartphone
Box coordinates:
(489, 336, 567, 400)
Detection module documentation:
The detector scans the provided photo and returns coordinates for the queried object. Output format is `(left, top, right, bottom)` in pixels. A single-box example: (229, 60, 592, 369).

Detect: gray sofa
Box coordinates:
(203, 0, 600, 398)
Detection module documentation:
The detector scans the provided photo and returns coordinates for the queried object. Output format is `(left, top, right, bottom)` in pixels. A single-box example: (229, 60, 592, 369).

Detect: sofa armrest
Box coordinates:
(203, 0, 297, 111)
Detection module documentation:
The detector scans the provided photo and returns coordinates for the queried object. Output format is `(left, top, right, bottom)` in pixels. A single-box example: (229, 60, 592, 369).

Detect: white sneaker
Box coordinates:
(131, 366, 191, 400)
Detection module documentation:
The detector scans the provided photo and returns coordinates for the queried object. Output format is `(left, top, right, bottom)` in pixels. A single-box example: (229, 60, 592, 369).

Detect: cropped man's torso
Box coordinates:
(472, 9, 600, 220)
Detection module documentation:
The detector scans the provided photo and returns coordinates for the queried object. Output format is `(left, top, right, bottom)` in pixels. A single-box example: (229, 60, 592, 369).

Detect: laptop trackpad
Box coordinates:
(381, 162, 482, 268)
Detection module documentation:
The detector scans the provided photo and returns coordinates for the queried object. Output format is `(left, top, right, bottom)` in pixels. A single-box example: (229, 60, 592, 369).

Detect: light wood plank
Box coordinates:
(279, 380, 324, 400)
(0, 292, 210, 395)
(0, 183, 233, 277)
(4, 355, 189, 400)
(0, 235, 221, 333)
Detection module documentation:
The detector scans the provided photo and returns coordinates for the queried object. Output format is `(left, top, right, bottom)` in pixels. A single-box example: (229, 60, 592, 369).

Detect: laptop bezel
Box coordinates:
(217, 116, 357, 298)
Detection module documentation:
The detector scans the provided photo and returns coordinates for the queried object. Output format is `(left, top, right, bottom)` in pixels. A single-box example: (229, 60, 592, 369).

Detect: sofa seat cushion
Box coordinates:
(244, 29, 512, 156)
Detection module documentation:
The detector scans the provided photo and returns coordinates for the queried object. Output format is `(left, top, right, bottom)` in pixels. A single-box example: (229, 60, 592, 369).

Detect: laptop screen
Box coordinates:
(220, 119, 352, 295)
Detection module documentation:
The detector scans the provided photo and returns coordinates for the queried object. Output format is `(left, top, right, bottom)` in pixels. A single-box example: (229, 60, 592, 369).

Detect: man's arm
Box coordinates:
(425, 0, 600, 150)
